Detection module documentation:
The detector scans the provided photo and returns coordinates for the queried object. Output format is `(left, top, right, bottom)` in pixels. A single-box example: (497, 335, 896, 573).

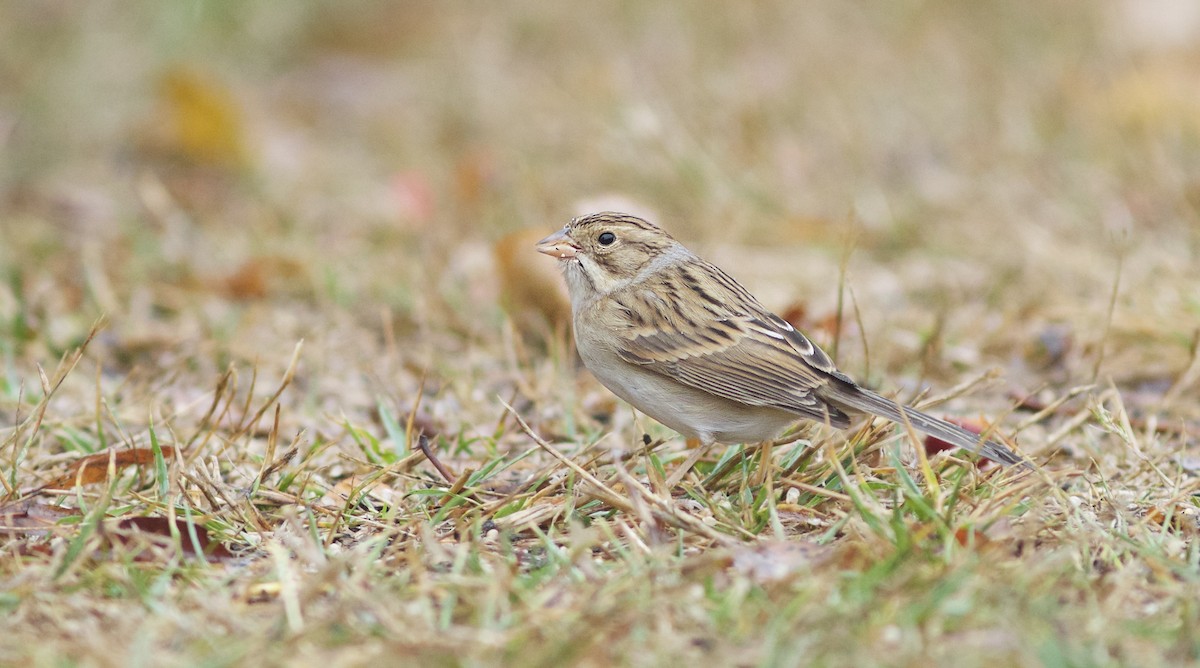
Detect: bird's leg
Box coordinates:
(664, 438, 708, 489)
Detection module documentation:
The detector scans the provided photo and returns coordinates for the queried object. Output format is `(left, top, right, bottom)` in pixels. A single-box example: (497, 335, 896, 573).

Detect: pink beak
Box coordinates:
(535, 228, 580, 259)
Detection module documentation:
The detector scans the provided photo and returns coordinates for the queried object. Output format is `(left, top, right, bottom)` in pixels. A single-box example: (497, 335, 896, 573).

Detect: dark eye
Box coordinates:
(598, 231, 616, 246)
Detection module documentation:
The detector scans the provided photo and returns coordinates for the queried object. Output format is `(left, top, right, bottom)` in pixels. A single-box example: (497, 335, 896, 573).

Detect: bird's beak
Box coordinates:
(535, 228, 580, 259)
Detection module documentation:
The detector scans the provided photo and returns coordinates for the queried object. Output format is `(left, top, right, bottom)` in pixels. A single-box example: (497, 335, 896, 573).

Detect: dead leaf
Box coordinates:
(155, 67, 247, 168)
(494, 227, 572, 340)
(104, 516, 235, 562)
(454, 149, 497, 208)
(779, 301, 844, 339)
(9, 542, 55, 557)
(1146, 505, 1189, 533)
(924, 418, 997, 468)
(953, 526, 995, 550)
(41, 447, 175, 490)
(0, 498, 80, 537)
(778, 301, 808, 330)
(214, 255, 308, 301)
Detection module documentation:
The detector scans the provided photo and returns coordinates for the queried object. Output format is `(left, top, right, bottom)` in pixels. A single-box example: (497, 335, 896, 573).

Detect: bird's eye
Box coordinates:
(598, 231, 616, 246)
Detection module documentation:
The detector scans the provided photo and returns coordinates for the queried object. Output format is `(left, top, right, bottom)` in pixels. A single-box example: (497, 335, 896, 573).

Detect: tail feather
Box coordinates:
(820, 382, 1026, 467)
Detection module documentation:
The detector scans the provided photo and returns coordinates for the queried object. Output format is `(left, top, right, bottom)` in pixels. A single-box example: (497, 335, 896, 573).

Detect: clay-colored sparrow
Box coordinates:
(536, 212, 1024, 467)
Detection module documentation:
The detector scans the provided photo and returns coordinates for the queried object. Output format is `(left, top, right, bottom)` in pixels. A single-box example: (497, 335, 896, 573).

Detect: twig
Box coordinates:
(417, 435, 455, 484)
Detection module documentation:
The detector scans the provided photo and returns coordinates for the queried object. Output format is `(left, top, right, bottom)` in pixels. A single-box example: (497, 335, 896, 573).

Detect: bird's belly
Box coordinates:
(584, 359, 796, 444)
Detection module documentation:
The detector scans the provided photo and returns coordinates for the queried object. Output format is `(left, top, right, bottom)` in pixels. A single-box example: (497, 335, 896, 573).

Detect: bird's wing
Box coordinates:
(605, 261, 851, 427)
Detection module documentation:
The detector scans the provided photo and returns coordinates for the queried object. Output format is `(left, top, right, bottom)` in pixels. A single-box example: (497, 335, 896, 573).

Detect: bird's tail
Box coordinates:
(820, 381, 1026, 467)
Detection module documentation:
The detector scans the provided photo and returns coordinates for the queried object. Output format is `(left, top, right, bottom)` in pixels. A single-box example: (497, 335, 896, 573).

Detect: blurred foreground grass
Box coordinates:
(2, 2, 1200, 666)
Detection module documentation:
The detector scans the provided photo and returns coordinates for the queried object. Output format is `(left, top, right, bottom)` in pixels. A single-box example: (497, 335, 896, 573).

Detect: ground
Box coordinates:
(2, 2, 1200, 666)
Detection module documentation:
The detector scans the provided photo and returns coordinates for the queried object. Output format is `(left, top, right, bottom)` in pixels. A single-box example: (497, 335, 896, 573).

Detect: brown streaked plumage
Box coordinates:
(536, 212, 1025, 467)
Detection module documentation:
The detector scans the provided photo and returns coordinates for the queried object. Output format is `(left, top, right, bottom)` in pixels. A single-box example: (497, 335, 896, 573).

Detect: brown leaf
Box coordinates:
(9, 542, 55, 557)
(0, 499, 81, 536)
(106, 516, 235, 562)
(42, 447, 175, 490)
(924, 418, 996, 468)
(215, 255, 308, 301)
(494, 227, 572, 340)
(155, 67, 247, 168)
(453, 149, 497, 208)
(953, 526, 995, 550)
(1146, 505, 1189, 533)
(778, 302, 847, 339)
(778, 301, 809, 330)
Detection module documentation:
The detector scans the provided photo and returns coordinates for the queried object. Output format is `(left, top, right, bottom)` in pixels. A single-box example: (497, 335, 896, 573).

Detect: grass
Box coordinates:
(2, 2, 1200, 666)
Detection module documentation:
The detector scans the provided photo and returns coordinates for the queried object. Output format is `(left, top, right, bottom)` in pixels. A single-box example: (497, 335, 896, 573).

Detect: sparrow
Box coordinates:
(535, 211, 1025, 467)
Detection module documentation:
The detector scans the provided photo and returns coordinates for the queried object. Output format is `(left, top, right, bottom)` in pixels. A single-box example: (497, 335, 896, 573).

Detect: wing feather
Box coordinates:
(609, 260, 850, 427)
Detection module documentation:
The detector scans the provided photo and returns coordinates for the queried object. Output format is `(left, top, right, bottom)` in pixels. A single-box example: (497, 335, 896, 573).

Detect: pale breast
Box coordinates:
(574, 327, 797, 445)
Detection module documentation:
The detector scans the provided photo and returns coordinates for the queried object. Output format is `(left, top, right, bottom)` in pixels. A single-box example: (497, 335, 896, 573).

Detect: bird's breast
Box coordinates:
(572, 327, 795, 445)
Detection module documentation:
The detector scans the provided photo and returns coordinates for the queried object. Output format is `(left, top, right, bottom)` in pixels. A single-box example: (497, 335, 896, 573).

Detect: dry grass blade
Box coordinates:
(502, 399, 735, 545)
(231, 340, 303, 441)
(500, 400, 634, 512)
(3, 320, 104, 496)
(1012, 384, 1095, 434)
(1162, 329, 1200, 407)
(663, 442, 711, 489)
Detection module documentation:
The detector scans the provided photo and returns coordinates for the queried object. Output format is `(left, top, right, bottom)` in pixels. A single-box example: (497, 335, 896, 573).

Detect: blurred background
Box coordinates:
(5, 5, 1200, 664)
(1, 1, 1198, 427)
